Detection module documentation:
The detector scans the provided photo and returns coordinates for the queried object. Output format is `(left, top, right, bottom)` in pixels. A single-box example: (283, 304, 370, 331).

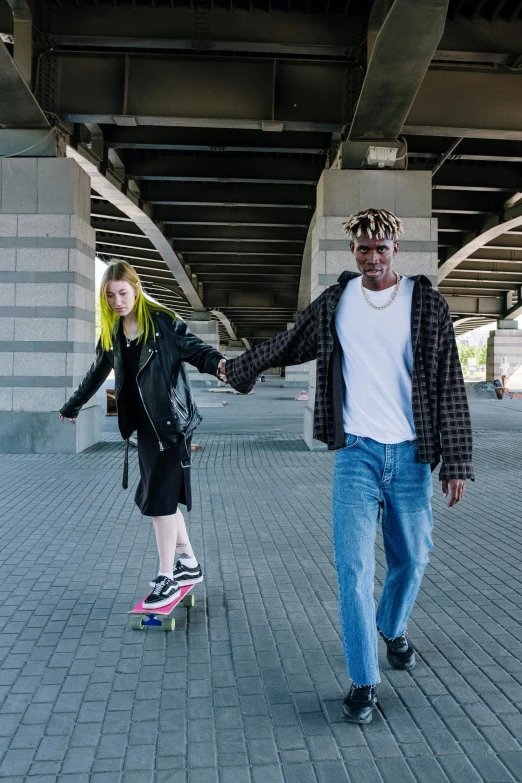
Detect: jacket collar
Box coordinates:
(337, 270, 360, 289)
(112, 316, 163, 369)
(336, 270, 433, 289)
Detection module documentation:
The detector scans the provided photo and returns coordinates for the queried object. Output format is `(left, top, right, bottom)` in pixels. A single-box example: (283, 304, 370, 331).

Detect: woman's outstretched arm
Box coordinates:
(60, 340, 113, 420)
(169, 318, 224, 377)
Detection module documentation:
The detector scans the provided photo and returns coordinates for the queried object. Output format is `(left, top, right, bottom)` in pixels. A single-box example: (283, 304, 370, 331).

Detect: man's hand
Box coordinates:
(442, 479, 465, 508)
(59, 415, 76, 423)
(217, 359, 227, 383)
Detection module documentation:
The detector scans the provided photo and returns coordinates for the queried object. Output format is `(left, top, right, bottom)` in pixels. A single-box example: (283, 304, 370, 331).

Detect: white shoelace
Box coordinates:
(152, 577, 169, 595)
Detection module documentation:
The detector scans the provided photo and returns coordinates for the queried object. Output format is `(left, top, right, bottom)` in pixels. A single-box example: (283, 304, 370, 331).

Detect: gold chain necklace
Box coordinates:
(361, 273, 402, 311)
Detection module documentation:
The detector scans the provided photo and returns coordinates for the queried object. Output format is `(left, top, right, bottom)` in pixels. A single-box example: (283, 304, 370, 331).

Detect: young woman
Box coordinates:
(60, 261, 227, 608)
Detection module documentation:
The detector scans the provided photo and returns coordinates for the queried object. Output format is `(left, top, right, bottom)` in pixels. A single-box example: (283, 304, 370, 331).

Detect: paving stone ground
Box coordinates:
(1, 380, 522, 783)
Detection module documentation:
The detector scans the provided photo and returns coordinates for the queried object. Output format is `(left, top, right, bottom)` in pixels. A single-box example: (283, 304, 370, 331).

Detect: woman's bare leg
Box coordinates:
(175, 509, 196, 560)
(152, 510, 197, 577)
(152, 514, 178, 576)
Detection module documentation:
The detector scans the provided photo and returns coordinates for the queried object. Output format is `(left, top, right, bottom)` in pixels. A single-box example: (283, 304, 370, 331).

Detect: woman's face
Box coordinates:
(106, 280, 137, 317)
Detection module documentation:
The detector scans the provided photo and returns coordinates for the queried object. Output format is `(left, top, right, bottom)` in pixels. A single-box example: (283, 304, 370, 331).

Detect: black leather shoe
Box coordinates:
(380, 631, 416, 670)
(341, 684, 377, 724)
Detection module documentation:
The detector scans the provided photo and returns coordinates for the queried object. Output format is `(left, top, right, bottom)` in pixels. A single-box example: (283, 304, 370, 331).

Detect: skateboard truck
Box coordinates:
(128, 585, 196, 632)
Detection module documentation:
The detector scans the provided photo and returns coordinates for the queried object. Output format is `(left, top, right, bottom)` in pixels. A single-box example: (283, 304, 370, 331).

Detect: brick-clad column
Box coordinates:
(487, 322, 522, 389)
(0, 157, 100, 453)
(304, 169, 436, 449)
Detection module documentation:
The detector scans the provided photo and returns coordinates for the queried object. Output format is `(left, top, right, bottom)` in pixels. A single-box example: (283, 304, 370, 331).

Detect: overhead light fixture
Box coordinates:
(366, 146, 398, 168)
(331, 139, 406, 170)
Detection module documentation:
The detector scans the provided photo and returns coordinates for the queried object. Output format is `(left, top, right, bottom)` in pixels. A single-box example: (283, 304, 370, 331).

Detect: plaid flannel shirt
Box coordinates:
(226, 271, 474, 482)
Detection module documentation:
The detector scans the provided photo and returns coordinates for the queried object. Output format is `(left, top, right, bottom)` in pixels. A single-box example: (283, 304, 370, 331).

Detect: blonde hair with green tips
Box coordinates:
(99, 260, 178, 352)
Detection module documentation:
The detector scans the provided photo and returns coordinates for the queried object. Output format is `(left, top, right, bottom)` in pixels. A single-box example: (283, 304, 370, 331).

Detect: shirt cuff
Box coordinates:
(438, 461, 475, 481)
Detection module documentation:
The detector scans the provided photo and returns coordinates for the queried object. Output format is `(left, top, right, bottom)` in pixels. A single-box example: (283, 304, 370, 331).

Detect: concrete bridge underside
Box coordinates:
(3, 0, 522, 340)
(4, 0, 522, 453)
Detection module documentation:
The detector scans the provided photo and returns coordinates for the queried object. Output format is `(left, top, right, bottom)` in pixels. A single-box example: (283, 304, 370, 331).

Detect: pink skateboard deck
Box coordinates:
(128, 583, 195, 631)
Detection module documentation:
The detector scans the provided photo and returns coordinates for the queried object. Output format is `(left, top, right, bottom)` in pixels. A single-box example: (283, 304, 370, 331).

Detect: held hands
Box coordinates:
(217, 359, 228, 383)
(442, 479, 465, 508)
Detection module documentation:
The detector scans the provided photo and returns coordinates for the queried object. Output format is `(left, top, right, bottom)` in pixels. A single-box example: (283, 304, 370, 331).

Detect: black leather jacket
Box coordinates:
(60, 311, 224, 450)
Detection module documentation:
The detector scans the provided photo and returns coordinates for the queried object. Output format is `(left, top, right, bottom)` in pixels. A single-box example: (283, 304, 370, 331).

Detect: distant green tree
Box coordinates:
(458, 343, 473, 368)
(457, 342, 487, 370)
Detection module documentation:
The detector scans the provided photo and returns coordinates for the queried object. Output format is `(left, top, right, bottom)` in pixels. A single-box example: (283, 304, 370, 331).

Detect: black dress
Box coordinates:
(118, 333, 192, 516)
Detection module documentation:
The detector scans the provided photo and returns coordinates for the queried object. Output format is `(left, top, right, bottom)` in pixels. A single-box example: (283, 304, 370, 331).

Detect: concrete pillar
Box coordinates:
(487, 320, 522, 389)
(185, 313, 220, 387)
(304, 169, 436, 449)
(0, 157, 99, 453)
(284, 320, 310, 389)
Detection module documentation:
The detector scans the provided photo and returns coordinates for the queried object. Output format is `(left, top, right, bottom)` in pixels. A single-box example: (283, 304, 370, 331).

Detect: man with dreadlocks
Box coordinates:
(218, 207, 473, 723)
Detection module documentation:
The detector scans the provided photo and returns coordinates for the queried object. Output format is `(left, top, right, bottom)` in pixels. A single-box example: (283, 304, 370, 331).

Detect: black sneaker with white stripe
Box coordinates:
(143, 576, 180, 609)
(173, 559, 203, 586)
(149, 561, 203, 588)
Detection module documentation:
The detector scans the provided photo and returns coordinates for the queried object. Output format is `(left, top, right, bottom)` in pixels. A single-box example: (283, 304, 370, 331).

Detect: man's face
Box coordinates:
(350, 236, 399, 289)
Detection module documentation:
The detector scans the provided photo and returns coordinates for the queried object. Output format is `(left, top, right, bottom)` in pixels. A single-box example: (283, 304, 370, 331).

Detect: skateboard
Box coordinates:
(128, 583, 196, 631)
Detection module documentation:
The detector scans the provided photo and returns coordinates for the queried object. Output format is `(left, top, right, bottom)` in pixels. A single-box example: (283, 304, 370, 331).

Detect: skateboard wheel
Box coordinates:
(161, 617, 176, 632)
(130, 617, 144, 631)
(182, 594, 195, 608)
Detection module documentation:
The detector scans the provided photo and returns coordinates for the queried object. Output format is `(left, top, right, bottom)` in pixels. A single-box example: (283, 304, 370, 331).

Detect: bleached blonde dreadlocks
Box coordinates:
(342, 209, 404, 241)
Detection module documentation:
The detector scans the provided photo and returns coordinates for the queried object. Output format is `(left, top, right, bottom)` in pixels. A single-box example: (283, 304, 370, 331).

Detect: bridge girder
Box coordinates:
(34, 49, 522, 145)
(3, 0, 522, 337)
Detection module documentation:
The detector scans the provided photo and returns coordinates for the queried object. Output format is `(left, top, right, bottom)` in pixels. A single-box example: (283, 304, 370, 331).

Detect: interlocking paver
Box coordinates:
(219, 768, 251, 783)
(1, 386, 522, 781)
(281, 762, 317, 783)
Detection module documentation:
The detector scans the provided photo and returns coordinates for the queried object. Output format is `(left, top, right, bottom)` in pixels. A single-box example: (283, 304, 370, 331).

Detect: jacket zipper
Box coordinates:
(174, 389, 201, 440)
(137, 349, 165, 451)
(172, 390, 188, 421)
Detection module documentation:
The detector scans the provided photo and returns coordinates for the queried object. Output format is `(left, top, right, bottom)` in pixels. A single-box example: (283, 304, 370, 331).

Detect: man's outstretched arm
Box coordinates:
(223, 303, 319, 391)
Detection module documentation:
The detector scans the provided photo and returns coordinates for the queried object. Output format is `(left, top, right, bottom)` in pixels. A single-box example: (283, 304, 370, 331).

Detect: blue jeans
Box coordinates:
(332, 434, 433, 686)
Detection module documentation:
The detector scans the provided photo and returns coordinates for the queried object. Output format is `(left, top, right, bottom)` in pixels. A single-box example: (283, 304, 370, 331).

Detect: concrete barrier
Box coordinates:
(465, 381, 497, 399)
